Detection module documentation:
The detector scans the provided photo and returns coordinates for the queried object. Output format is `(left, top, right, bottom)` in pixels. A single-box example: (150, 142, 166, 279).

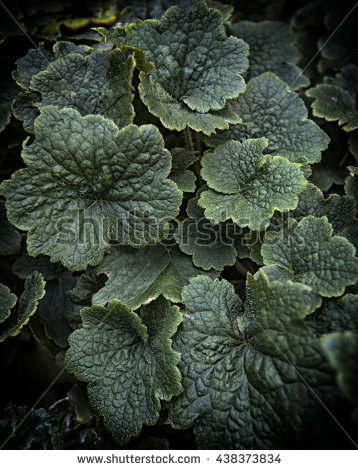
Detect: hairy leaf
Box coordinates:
(261, 216, 358, 297)
(204, 73, 329, 164)
(169, 148, 198, 192)
(66, 296, 182, 443)
(98, 0, 248, 133)
(199, 138, 306, 230)
(0, 107, 182, 270)
(306, 84, 358, 132)
(93, 244, 216, 308)
(168, 273, 335, 449)
(0, 272, 46, 342)
(229, 20, 309, 89)
(175, 186, 249, 270)
(0, 284, 17, 323)
(308, 295, 358, 336)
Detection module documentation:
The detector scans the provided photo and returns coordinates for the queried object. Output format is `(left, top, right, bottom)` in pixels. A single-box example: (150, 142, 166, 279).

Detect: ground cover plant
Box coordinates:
(0, 0, 358, 450)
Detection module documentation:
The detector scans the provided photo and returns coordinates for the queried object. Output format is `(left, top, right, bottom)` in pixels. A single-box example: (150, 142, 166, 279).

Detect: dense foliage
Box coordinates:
(1, 0, 358, 450)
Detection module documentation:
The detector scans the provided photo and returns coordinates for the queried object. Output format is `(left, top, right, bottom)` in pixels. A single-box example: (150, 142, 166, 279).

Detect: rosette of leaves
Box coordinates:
(198, 138, 307, 230)
(97, 0, 249, 134)
(168, 273, 336, 449)
(229, 20, 309, 89)
(66, 296, 182, 444)
(261, 216, 358, 298)
(204, 73, 329, 165)
(0, 272, 46, 342)
(0, 107, 182, 270)
(92, 243, 217, 309)
(175, 186, 249, 270)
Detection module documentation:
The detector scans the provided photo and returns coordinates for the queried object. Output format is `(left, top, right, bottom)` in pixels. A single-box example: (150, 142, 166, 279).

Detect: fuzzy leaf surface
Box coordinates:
(93, 244, 216, 309)
(66, 297, 182, 443)
(0, 284, 17, 323)
(199, 138, 306, 230)
(204, 73, 329, 164)
(261, 216, 358, 297)
(168, 273, 335, 449)
(0, 107, 182, 270)
(0, 272, 45, 342)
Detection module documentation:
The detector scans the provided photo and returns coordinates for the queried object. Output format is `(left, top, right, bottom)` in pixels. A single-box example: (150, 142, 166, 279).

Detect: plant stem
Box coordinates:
(234, 260, 248, 278)
(184, 127, 194, 152)
(194, 131, 202, 154)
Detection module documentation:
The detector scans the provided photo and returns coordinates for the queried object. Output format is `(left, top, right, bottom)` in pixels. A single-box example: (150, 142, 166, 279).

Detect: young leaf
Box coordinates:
(321, 332, 358, 420)
(199, 138, 306, 230)
(204, 73, 329, 164)
(306, 84, 358, 132)
(308, 294, 358, 336)
(0, 284, 17, 322)
(168, 273, 335, 449)
(0, 272, 46, 342)
(93, 244, 217, 309)
(65, 296, 182, 444)
(98, 0, 249, 133)
(0, 200, 21, 256)
(261, 216, 358, 297)
(229, 20, 309, 89)
(175, 186, 249, 270)
(30, 49, 135, 129)
(0, 107, 182, 270)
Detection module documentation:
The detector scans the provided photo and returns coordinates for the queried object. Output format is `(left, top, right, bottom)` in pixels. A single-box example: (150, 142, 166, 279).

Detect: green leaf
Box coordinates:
(0, 283, 17, 323)
(65, 296, 182, 444)
(321, 332, 358, 420)
(0, 200, 21, 256)
(199, 138, 306, 230)
(0, 272, 46, 342)
(12, 242, 65, 280)
(168, 273, 335, 449)
(169, 148, 198, 192)
(12, 91, 41, 133)
(261, 216, 358, 297)
(229, 21, 309, 89)
(13, 44, 53, 89)
(93, 244, 216, 309)
(345, 176, 358, 207)
(65, 273, 107, 330)
(0, 107, 182, 271)
(292, 183, 358, 249)
(98, 0, 248, 133)
(308, 295, 358, 336)
(175, 186, 249, 270)
(306, 84, 358, 132)
(0, 78, 19, 133)
(204, 73, 329, 164)
(30, 49, 135, 129)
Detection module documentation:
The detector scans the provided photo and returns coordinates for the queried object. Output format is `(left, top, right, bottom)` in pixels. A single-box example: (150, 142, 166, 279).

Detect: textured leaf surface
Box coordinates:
(261, 216, 358, 297)
(199, 138, 306, 230)
(0, 79, 19, 132)
(30, 49, 135, 129)
(306, 84, 358, 132)
(12, 91, 41, 133)
(321, 332, 358, 419)
(93, 244, 216, 309)
(12, 243, 65, 280)
(0, 200, 21, 256)
(66, 296, 182, 443)
(175, 186, 248, 270)
(168, 273, 335, 449)
(308, 295, 358, 336)
(0, 107, 182, 270)
(293, 183, 358, 248)
(204, 73, 329, 164)
(0, 284, 17, 323)
(0, 272, 45, 342)
(98, 0, 248, 133)
(169, 148, 198, 192)
(229, 21, 309, 89)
